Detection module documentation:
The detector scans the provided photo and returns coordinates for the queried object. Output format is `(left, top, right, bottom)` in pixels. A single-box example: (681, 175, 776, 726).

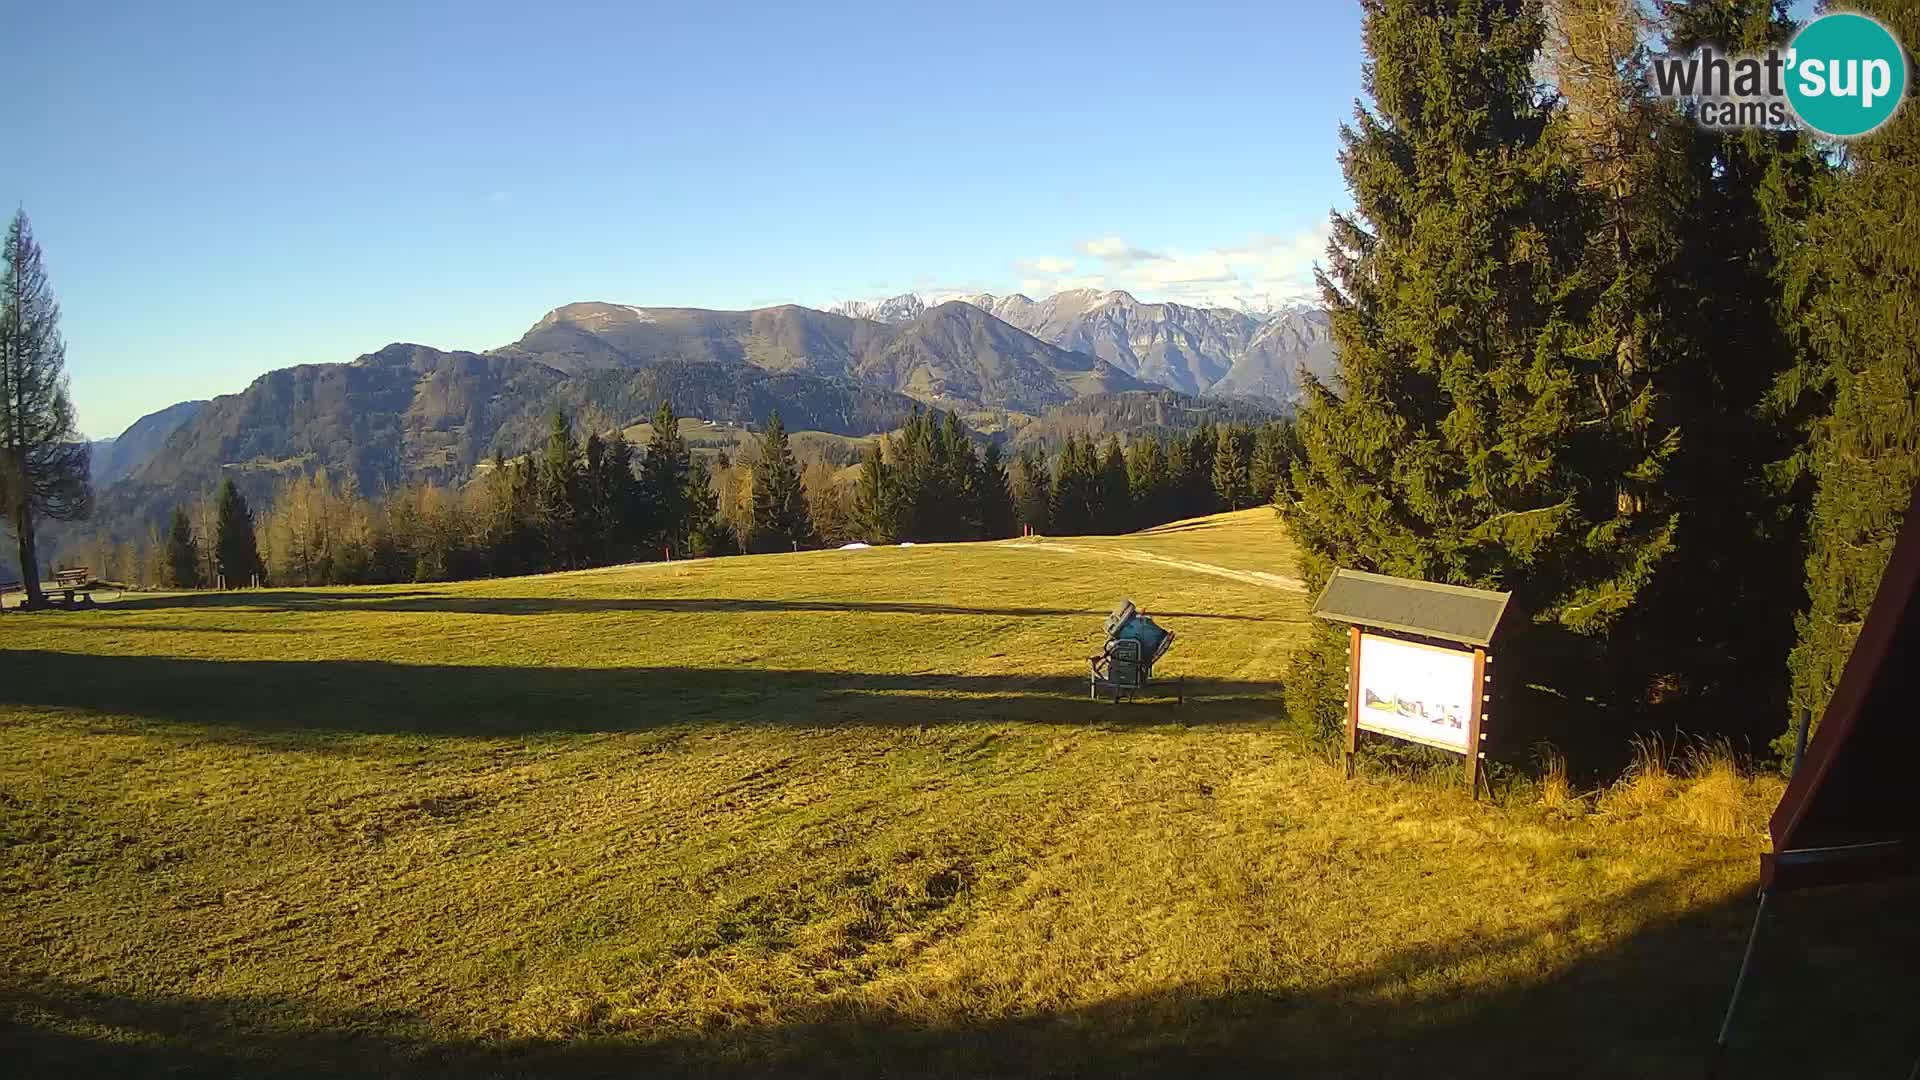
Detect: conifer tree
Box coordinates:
(166, 507, 200, 589)
(1097, 436, 1131, 533)
(0, 211, 91, 605)
(1280, 0, 1642, 738)
(212, 479, 262, 588)
(1550, 0, 1818, 734)
(977, 442, 1017, 539)
(684, 458, 735, 557)
(1212, 426, 1252, 511)
(580, 429, 644, 564)
(1010, 448, 1052, 534)
(851, 442, 900, 542)
(1050, 435, 1097, 535)
(1128, 435, 1173, 527)
(749, 410, 813, 552)
(1773, 0, 1920, 756)
(1178, 424, 1219, 519)
(1249, 421, 1296, 504)
(643, 401, 690, 555)
(536, 411, 583, 569)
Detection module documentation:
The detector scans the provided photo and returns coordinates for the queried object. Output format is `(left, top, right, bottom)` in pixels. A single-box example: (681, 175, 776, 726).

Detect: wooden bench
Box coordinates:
(0, 581, 20, 609)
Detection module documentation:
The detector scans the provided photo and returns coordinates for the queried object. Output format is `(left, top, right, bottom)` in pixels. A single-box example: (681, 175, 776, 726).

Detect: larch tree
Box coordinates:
(0, 211, 91, 606)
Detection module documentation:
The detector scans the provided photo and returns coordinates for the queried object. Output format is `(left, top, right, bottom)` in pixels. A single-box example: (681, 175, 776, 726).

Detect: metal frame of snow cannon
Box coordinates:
(1089, 599, 1182, 703)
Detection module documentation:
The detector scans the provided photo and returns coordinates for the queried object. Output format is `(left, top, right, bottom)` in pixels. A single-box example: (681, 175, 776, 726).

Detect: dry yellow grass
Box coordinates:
(1, 510, 1912, 1077)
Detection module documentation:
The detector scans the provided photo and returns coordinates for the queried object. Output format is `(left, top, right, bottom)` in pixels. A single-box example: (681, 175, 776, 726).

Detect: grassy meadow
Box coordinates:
(2, 510, 1913, 1077)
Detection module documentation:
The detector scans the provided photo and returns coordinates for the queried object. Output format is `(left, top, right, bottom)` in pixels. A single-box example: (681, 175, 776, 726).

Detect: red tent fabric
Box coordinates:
(1761, 481, 1920, 893)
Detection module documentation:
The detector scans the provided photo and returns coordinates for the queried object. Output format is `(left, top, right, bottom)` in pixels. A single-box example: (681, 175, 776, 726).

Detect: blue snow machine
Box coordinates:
(1090, 599, 1182, 703)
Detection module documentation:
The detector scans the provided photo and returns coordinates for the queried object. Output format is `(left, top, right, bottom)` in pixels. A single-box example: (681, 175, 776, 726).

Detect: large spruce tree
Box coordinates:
(1540, 0, 1820, 738)
(536, 412, 583, 568)
(166, 507, 200, 589)
(749, 411, 813, 552)
(212, 479, 262, 588)
(0, 211, 92, 606)
(850, 442, 900, 543)
(1281, 0, 1663, 739)
(1774, 0, 1920, 755)
(643, 401, 690, 555)
(977, 442, 1017, 540)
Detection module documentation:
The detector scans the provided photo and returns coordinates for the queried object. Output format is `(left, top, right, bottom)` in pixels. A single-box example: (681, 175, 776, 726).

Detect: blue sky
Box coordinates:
(15, 2, 1366, 436)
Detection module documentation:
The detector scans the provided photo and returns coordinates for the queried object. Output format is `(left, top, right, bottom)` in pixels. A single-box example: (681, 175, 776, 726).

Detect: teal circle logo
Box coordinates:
(1786, 12, 1908, 138)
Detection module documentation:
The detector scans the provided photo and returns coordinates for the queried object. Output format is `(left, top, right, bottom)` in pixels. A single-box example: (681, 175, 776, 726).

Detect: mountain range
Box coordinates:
(830, 289, 1335, 402)
(71, 291, 1335, 553)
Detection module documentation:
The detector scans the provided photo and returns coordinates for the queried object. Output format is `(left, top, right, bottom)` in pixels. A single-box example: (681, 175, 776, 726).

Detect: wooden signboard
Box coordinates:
(1313, 570, 1510, 797)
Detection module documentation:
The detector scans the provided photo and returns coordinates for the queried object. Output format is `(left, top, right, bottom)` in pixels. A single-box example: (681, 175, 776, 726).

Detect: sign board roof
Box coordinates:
(1310, 569, 1512, 647)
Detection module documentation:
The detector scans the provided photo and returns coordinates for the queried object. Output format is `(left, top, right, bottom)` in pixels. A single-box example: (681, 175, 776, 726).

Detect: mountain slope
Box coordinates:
(501, 300, 1143, 411)
(96, 345, 920, 542)
(841, 289, 1338, 405)
(89, 400, 208, 488)
(959, 290, 1335, 403)
(853, 302, 1145, 409)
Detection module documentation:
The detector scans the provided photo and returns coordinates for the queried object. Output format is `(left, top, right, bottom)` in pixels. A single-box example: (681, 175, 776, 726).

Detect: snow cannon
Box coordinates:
(1090, 599, 1182, 703)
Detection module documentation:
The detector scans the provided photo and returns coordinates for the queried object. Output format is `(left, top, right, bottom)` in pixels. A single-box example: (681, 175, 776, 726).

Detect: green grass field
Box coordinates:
(2, 511, 1913, 1077)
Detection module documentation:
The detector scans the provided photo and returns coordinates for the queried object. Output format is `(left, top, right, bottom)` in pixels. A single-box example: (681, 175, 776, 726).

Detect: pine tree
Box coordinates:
(749, 410, 813, 552)
(1772, 0, 1920, 757)
(977, 442, 1017, 539)
(1010, 448, 1052, 534)
(937, 412, 982, 540)
(166, 507, 200, 589)
(212, 478, 262, 588)
(1547, 0, 1817, 735)
(1280, 0, 1646, 740)
(1097, 436, 1131, 533)
(1050, 435, 1096, 535)
(643, 401, 690, 555)
(1179, 424, 1220, 519)
(1212, 426, 1253, 511)
(1128, 435, 1174, 527)
(576, 428, 646, 565)
(1249, 421, 1296, 504)
(850, 442, 900, 542)
(683, 458, 735, 557)
(0, 211, 91, 606)
(535, 411, 582, 569)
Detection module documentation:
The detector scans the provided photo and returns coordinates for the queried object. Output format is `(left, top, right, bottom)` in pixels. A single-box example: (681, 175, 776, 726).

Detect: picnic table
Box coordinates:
(53, 567, 91, 603)
(1, 568, 94, 608)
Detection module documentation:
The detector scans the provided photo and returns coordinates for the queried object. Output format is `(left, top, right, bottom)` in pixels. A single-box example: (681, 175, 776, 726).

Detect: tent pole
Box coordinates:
(1708, 890, 1769, 1079)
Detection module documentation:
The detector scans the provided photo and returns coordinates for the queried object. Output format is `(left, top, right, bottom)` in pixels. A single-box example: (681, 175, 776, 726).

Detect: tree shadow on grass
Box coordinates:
(98, 591, 1273, 621)
(4, 876, 1913, 1078)
(0, 650, 1277, 738)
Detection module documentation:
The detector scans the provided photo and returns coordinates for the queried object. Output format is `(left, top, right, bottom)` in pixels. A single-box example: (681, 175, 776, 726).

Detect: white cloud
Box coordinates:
(1029, 225, 1330, 309)
(1078, 237, 1166, 265)
(824, 222, 1331, 314)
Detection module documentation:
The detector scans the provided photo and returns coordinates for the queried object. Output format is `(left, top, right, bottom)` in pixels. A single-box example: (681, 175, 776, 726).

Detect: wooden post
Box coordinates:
(1344, 625, 1362, 779)
(1465, 647, 1488, 798)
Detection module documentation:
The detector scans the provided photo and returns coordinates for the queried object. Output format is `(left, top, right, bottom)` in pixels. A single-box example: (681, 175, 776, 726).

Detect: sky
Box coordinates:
(13, 1, 1367, 436)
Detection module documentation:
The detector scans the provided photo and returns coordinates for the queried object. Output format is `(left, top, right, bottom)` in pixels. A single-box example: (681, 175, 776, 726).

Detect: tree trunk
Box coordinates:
(14, 493, 43, 608)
